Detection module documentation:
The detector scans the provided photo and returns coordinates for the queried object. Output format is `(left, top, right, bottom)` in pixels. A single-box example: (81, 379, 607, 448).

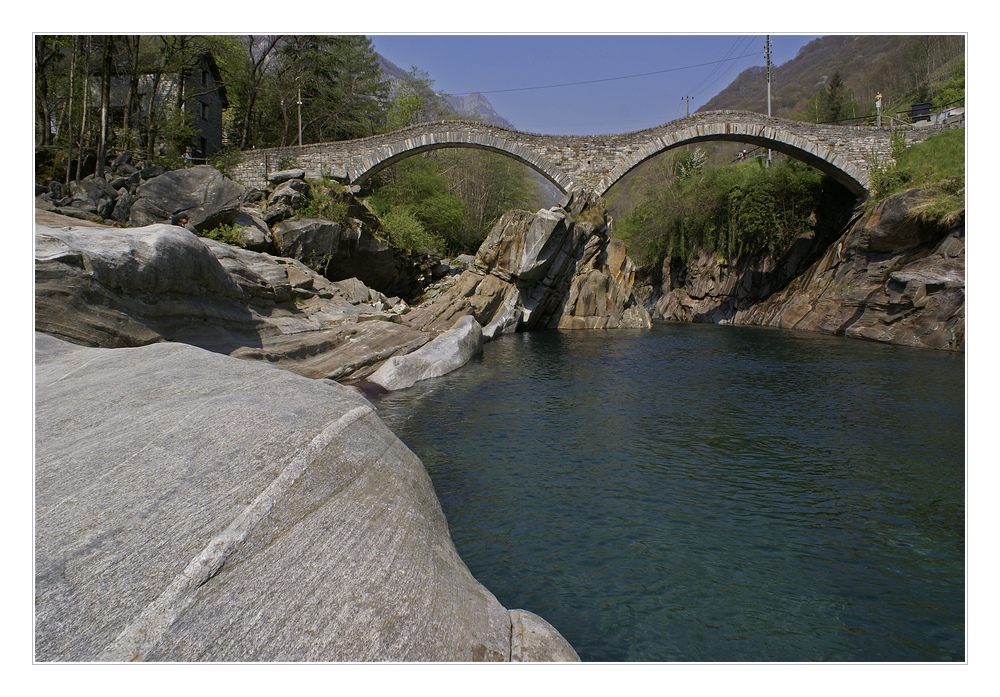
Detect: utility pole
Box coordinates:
(765, 35, 772, 167)
(682, 96, 693, 117)
(297, 82, 303, 148)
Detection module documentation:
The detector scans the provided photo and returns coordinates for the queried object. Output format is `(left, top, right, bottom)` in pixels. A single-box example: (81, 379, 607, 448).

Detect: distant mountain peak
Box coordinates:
(444, 92, 515, 129)
(377, 53, 515, 129)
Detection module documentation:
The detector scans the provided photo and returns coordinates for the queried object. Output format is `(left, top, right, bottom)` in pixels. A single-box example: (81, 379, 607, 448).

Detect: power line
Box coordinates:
(684, 35, 760, 100)
(452, 50, 763, 96)
(683, 35, 753, 98)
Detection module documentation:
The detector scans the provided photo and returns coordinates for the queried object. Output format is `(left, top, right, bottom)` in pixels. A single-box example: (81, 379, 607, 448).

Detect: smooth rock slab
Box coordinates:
(367, 315, 484, 392)
(34, 333, 578, 662)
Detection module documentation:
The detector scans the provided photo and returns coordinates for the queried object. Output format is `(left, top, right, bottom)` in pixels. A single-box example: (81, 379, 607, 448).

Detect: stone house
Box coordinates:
(111, 51, 230, 160)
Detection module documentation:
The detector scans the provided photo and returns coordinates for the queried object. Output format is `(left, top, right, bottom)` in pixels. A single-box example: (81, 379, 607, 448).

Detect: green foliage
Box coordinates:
(208, 145, 243, 178)
(380, 207, 444, 256)
(890, 128, 908, 159)
(220, 35, 389, 149)
(435, 149, 539, 250)
(369, 148, 541, 256)
(675, 147, 707, 179)
(385, 92, 425, 131)
(369, 155, 463, 252)
(615, 156, 838, 268)
(198, 223, 248, 247)
(932, 57, 965, 110)
(822, 71, 848, 122)
(382, 67, 443, 130)
(275, 36, 388, 143)
(808, 70, 865, 123)
(295, 179, 350, 224)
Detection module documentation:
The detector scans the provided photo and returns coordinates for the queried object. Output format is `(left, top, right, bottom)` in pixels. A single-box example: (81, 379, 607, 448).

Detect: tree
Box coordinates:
(34, 36, 72, 147)
(95, 35, 114, 178)
(822, 71, 847, 122)
(223, 35, 282, 150)
(275, 36, 388, 144)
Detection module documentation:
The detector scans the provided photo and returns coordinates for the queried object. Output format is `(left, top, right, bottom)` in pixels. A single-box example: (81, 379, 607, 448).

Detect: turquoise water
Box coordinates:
(373, 322, 965, 662)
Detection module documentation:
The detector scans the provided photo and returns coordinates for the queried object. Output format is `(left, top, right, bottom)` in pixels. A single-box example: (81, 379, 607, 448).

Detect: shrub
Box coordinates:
(380, 207, 444, 255)
(208, 146, 244, 178)
(198, 223, 247, 247)
(295, 179, 350, 225)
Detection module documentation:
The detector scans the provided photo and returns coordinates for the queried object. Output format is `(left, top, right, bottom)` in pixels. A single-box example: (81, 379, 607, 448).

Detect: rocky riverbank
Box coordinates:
(34, 162, 651, 662)
(646, 190, 964, 352)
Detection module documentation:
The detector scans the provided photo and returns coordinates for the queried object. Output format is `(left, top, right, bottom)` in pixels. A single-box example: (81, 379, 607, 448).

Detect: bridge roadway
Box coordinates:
(229, 110, 950, 197)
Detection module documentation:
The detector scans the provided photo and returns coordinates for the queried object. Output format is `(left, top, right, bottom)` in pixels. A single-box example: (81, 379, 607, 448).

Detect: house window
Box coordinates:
(201, 70, 208, 86)
(201, 102, 209, 120)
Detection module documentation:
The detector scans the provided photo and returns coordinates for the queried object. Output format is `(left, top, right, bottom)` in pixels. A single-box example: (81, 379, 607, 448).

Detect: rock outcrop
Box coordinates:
(34, 211, 427, 382)
(733, 192, 965, 350)
(127, 165, 246, 231)
(405, 191, 651, 338)
(34, 332, 579, 662)
(649, 190, 964, 351)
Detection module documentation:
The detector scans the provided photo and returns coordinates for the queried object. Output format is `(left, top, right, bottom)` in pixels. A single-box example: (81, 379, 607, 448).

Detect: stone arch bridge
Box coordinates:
(229, 110, 949, 198)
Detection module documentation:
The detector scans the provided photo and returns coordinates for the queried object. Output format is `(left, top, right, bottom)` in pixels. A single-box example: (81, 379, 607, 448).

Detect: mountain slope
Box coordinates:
(699, 35, 964, 121)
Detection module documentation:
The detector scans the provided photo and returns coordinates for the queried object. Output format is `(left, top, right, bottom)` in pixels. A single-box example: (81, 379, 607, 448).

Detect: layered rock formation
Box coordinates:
(734, 192, 964, 350)
(405, 191, 651, 337)
(35, 332, 578, 662)
(34, 211, 424, 382)
(649, 191, 964, 351)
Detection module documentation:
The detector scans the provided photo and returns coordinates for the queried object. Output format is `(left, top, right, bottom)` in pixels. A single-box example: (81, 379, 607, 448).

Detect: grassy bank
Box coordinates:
(867, 127, 965, 225)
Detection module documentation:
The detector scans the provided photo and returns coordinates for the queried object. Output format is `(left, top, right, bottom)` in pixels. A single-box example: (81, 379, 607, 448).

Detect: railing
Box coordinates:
(823, 98, 965, 129)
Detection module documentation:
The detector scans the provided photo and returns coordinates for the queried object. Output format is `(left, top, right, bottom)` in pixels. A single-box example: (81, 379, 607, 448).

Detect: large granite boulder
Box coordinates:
(272, 216, 401, 293)
(35, 220, 249, 348)
(273, 217, 342, 266)
(128, 165, 246, 231)
(229, 208, 273, 253)
(34, 332, 579, 662)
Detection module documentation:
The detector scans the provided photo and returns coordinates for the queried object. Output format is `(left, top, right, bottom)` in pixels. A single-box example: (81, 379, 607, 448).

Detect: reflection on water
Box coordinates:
(375, 322, 965, 662)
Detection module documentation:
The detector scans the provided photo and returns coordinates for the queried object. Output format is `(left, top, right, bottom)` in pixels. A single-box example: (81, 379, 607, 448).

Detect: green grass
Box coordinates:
(295, 178, 350, 225)
(867, 127, 965, 225)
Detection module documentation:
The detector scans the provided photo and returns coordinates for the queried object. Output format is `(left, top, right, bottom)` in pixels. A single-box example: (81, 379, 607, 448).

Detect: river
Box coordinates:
(373, 322, 965, 662)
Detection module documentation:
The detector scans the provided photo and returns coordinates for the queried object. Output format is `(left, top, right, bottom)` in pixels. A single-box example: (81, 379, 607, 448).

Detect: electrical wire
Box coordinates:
(685, 36, 760, 100)
(450, 50, 763, 96)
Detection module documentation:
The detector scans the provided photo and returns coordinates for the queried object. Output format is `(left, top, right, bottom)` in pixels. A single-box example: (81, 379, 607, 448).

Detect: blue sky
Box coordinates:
(368, 35, 821, 135)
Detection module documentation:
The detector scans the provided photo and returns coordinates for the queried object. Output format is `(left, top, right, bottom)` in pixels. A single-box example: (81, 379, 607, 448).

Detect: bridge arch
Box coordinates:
(344, 126, 575, 194)
(595, 115, 877, 197)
